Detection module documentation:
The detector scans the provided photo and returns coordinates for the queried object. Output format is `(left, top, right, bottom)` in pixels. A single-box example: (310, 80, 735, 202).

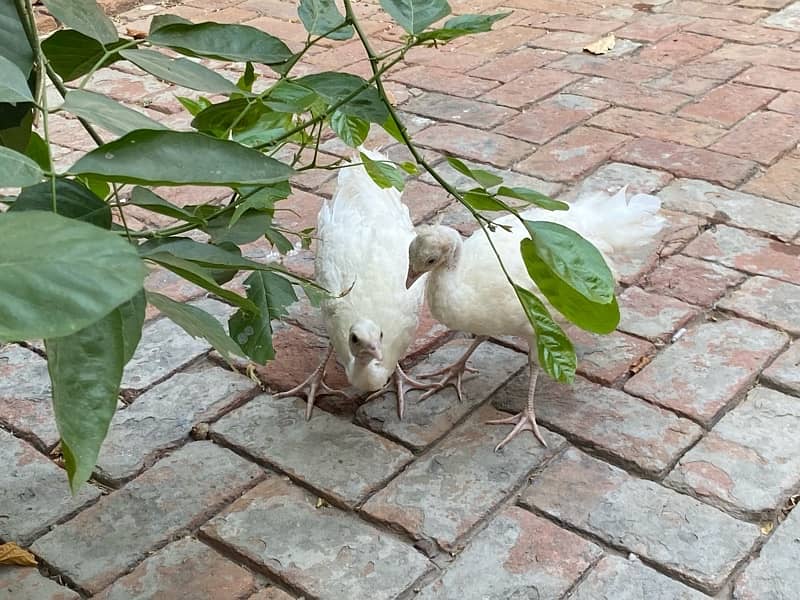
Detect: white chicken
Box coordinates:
(278, 148, 428, 419)
(406, 187, 665, 450)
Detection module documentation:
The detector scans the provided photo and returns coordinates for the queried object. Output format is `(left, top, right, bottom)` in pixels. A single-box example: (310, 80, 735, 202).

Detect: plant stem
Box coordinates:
(77, 39, 139, 90)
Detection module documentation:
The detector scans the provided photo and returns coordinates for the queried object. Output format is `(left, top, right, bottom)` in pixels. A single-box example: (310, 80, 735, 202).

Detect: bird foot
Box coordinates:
(274, 348, 349, 420)
(364, 365, 440, 420)
(487, 408, 547, 452)
(417, 362, 474, 403)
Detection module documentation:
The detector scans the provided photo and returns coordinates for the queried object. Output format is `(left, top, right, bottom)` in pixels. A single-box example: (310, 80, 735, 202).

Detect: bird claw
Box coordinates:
(488, 409, 547, 452)
(273, 347, 348, 420)
(417, 366, 468, 403)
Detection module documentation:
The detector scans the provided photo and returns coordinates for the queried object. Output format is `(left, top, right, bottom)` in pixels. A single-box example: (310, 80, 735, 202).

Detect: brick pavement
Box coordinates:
(4, 0, 800, 597)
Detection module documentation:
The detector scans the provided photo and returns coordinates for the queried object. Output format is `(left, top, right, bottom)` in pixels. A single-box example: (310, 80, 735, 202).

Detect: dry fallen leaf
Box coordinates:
(629, 354, 652, 374)
(0, 542, 38, 566)
(760, 521, 774, 535)
(584, 33, 616, 55)
(125, 27, 147, 39)
(315, 497, 330, 509)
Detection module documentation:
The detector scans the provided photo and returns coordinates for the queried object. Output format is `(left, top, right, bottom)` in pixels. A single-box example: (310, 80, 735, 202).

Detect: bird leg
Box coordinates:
(274, 346, 350, 420)
(487, 356, 547, 451)
(364, 364, 439, 420)
(417, 336, 487, 403)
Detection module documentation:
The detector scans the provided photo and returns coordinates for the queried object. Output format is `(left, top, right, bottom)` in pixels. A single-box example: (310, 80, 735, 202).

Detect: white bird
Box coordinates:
(406, 186, 665, 450)
(278, 148, 428, 419)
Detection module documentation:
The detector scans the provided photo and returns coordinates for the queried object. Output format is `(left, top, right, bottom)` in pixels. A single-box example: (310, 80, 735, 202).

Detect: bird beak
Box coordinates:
(366, 344, 383, 362)
(406, 268, 421, 289)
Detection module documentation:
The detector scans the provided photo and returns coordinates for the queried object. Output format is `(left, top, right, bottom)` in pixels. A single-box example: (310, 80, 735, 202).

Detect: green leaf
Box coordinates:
(139, 237, 269, 271)
(496, 186, 569, 211)
(297, 72, 388, 122)
(0, 0, 34, 76)
(10, 178, 112, 228)
(418, 11, 510, 42)
(146, 291, 244, 363)
(42, 0, 118, 44)
(461, 188, 508, 212)
(77, 175, 110, 201)
(0, 55, 35, 104)
(0, 211, 146, 341)
(265, 225, 294, 254)
(0, 146, 42, 187)
(521, 238, 619, 334)
(237, 61, 256, 92)
(62, 90, 166, 137)
(42, 30, 127, 81)
(191, 97, 266, 137)
(128, 186, 205, 224)
(176, 95, 205, 116)
(25, 132, 51, 171)
(400, 161, 418, 175)
(263, 80, 318, 113)
(232, 110, 293, 147)
(514, 285, 576, 383)
(446, 156, 503, 188)
(0, 103, 34, 153)
(379, 0, 451, 34)
(524, 221, 615, 304)
(298, 0, 354, 40)
(360, 151, 405, 191)
(381, 113, 405, 144)
(205, 210, 272, 245)
(120, 49, 237, 93)
(0, 2, 34, 152)
(149, 13, 193, 33)
(118, 288, 146, 363)
(147, 22, 294, 69)
(229, 271, 297, 363)
(230, 181, 290, 226)
(330, 110, 369, 147)
(68, 130, 294, 186)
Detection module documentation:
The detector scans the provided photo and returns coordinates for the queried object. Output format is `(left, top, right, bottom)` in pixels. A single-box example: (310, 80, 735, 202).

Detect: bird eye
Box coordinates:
(380, 332, 384, 340)
(426, 257, 436, 265)
(350, 333, 358, 343)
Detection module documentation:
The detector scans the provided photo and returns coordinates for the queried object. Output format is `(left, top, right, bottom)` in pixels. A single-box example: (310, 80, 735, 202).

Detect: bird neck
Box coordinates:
(347, 356, 391, 392)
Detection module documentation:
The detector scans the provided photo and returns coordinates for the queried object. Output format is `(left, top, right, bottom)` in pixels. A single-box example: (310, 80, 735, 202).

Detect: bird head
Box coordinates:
(349, 319, 383, 363)
(406, 225, 459, 288)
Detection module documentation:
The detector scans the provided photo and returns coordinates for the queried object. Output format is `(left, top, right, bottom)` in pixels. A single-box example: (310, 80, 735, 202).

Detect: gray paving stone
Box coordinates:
(733, 504, 800, 600)
(248, 589, 296, 600)
(417, 506, 601, 600)
(94, 537, 256, 600)
(0, 567, 79, 600)
(522, 448, 760, 592)
(566, 327, 655, 384)
(31, 442, 263, 594)
(96, 366, 256, 483)
(362, 404, 564, 551)
(560, 161, 673, 201)
(644, 254, 747, 307)
(570, 555, 709, 600)
(658, 178, 800, 240)
(624, 318, 787, 425)
(0, 345, 58, 448)
(356, 340, 526, 451)
(617, 286, 699, 342)
(212, 395, 412, 507)
(718, 276, 800, 335)
(762, 1, 800, 30)
(202, 476, 431, 600)
(0, 429, 100, 546)
(762, 341, 800, 395)
(666, 386, 800, 518)
(494, 374, 703, 476)
(403, 91, 519, 129)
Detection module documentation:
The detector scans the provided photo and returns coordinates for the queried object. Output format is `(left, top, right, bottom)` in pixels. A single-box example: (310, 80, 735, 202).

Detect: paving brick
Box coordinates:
(741, 151, 800, 206)
(494, 374, 702, 476)
(687, 18, 797, 44)
(617, 286, 699, 342)
(503, 0, 598, 16)
(667, 386, 800, 518)
(561, 162, 673, 201)
(565, 77, 691, 113)
(762, 342, 800, 395)
(614, 13, 696, 42)
(590, 107, 723, 148)
(529, 30, 598, 51)
(718, 276, 800, 334)
(248, 589, 295, 600)
(763, 0, 800, 30)
(679, 83, 777, 127)
(515, 127, 630, 182)
(644, 254, 747, 306)
(404, 46, 488, 72)
(613, 140, 757, 188)
(468, 48, 566, 82)
(0, 345, 58, 448)
(566, 328, 655, 384)
(412, 123, 532, 168)
(645, 71, 722, 96)
(736, 65, 800, 92)
(273, 189, 324, 232)
(212, 394, 412, 507)
(546, 54, 667, 82)
(708, 43, 800, 69)
(522, 448, 761, 592)
(768, 90, 800, 115)
(455, 25, 548, 55)
(738, 0, 793, 7)
(570, 555, 709, 600)
(95, 366, 256, 484)
(0, 567, 79, 600)
(479, 68, 579, 108)
(94, 537, 256, 600)
(357, 340, 525, 450)
(0, 429, 100, 546)
(362, 404, 564, 551)
(419, 157, 563, 197)
(389, 65, 497, 99)
(495, 94, 608, 144)
(539, 14, 625, 34)
(711, 111, 800, 164)
(402, 92, 518, 129)
(416, 507, 601, 599)
(679, 178, 800, 238)
(624, 318, 788, 425)
(683, 225, 800, 284)
(664, 0, 767, 22)
(31, 442, 263, 594)
(734, 503, 800, 599)
(637, 32, 724, 66)
(202, 476, 430, 600)
(681, 57, 750, 81)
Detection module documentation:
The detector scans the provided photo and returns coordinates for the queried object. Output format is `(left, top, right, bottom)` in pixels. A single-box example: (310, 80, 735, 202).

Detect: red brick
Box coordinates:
(515, 126, 630, 182)
(742, 151, 800, 205)
(389, 65, 498, 98)
(679, 83, 777, 126)
(613, 138, 757, 187)
(736, 65, 800, 92)
(567, 328, 655, 385)
(644, 254, 747, 306)
(479, 68, 579, 108)
(637, 33, 724, 66)
(403, 92, 518, 129)
(617, 286, 700, 342)
(274, 189, 324, 232)
(664, 0, 767, 23)
(495, 94, 608, 144)
(537, 14, 625, 34)
(709, 43, 800, 69)
(404, 46, 487, 72)
(590, 107, 724, 148)
(503, 0, 598, 16)
(646, 71, 722, 96)
(738, 0, 793, 6)
(769, 91, 800, 115)
(680, 57, 749, 80)
(469, 48, 566, 82)
(566, 77, 691, 113)
(413, 122, 533, 168)
(402, 179, 452, 224)
(718, 276, 800, 335)
(530, 30, 598, 52)
(454, 25, 548, 54)
(686, 18, 797, 44)
(710, 111, 800, 164)
(615, 14, 696, 42)
(546, 54, 668, 82)
(0, 567, 79, 600)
